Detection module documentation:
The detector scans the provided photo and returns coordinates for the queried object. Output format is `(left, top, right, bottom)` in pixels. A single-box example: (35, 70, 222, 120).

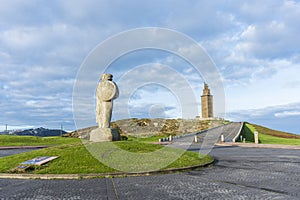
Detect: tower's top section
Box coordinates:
(202, 83, 211, 96)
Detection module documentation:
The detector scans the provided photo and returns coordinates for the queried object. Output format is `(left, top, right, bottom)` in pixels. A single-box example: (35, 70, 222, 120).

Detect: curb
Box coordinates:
(215, 142, 300, 150)
(0, 159, 214, 180)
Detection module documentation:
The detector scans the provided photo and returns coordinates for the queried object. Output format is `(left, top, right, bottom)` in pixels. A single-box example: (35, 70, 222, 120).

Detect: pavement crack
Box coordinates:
(220, 180, 293, 197)
(110, 178, 119, 200)
(105, 178, 119, 200)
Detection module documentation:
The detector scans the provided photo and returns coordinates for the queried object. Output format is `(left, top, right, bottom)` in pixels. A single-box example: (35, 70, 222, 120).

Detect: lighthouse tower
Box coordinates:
(201, 83, 213, 118)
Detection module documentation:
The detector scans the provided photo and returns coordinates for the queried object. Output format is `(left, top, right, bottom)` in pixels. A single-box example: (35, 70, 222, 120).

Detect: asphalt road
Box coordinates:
(0, 149, 35, 158)
(1, 146, 299, 200)
(168, 122, 243, 152)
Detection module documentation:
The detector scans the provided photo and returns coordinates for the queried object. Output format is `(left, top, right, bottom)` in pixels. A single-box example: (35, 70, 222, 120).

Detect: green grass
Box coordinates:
(0, 143, 109, 174)
(0, 141, 213, 174)
(114, 140, 162, 152)
(241, 123, 300, 145)
(258, 133, 300, 145)
(127, 135, 167, 143)
(0, 135, 80, 146)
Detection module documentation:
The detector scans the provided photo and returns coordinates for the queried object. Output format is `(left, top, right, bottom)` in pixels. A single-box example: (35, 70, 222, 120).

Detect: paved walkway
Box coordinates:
(0, 146, 48, 158)
(0, 146, 48, 150)
(166, 122, 242, 151)
(1, 146, 300, 199)
(0, 149, 36, 158)
(196, 122, 243, 142)
(216, 142, 300, 149)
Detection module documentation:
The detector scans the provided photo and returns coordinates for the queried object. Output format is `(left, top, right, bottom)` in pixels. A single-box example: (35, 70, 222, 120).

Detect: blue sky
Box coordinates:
(0, 0, 300, 134)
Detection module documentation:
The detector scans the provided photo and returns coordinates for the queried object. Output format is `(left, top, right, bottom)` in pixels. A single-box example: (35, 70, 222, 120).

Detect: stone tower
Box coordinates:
(201, 83, 213, 118)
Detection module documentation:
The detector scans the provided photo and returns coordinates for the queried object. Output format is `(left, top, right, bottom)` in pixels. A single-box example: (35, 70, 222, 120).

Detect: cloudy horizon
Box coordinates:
(1, 0, 300, 134)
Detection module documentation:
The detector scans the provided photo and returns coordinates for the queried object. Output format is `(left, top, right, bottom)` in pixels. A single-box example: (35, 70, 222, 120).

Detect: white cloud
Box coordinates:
(227, 102, 300, 134)
(275, 111, 300, 118)
(112, 63, 200, 120)
(236, 22, 298, 58)
(126, 85, 182, 118)
(225, 59, 300, 112)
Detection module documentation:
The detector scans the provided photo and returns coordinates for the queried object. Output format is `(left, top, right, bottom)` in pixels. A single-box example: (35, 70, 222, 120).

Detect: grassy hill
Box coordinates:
(252, 124, 300, 139)
(0, 139, 213, 174)
(0, 120, 217, 174)
(240, 123, 300, 145)
(1, 120, 299, 175)
(65, 118, 228, 139)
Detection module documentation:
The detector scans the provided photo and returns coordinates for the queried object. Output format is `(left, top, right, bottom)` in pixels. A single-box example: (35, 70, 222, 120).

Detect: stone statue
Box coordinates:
(96, 74, 119, 128)
(90, 73, 120, 142)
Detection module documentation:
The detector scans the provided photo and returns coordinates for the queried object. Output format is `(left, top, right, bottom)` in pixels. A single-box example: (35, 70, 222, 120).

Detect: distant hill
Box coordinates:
(7, 127, 67, 137)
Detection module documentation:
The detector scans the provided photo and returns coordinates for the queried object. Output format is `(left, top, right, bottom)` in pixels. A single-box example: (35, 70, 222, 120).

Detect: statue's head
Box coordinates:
(101, 73, 113, 81)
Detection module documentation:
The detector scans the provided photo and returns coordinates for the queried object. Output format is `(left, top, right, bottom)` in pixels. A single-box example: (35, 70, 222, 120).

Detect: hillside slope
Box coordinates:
(65, 118, 228, 138)
(240, 123, 300, 145)
(251, 124, 300, 139)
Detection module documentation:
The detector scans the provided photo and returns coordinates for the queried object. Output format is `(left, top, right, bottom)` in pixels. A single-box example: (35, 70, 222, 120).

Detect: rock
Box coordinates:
(90, 128, 120, 142)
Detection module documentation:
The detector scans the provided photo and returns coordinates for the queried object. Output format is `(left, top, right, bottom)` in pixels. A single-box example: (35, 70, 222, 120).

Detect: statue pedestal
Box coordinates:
(90, 128, 120, 142)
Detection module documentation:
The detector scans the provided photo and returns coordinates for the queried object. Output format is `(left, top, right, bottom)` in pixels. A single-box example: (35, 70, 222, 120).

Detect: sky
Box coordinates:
(0, 0, 300, 134)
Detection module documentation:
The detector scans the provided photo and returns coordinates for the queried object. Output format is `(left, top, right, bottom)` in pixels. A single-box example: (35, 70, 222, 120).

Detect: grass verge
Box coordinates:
(258, 134, 300, 145)
(0, 141, 213, 174)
